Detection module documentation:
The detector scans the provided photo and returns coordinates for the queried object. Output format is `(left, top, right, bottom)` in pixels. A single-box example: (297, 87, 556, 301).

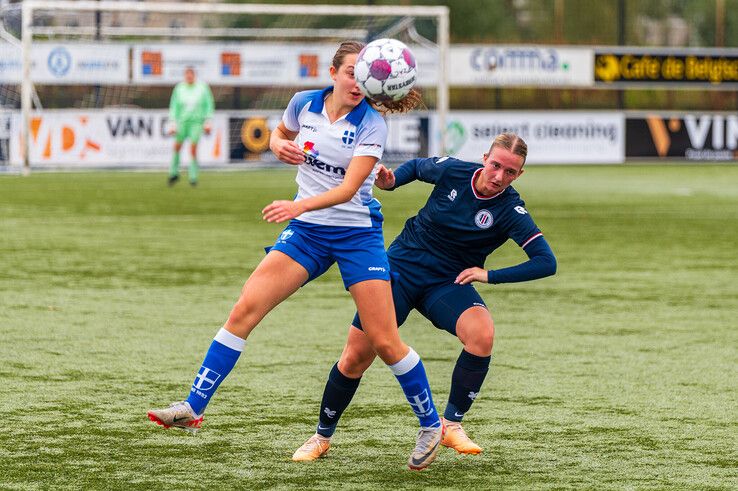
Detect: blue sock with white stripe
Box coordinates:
(388, 348, 441, 428)
(185, 327, 244, 416)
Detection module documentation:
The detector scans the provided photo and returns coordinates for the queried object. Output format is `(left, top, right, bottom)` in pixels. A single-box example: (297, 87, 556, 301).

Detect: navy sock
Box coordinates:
(444, 350, 491, 423)
(185, 328, 244, 416)
(316, 363, 362, 438)
(390, 348, 441, 428)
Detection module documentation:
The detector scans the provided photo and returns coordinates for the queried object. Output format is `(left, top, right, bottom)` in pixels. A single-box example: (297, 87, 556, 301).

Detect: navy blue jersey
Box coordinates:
(388, 157, 544, 277)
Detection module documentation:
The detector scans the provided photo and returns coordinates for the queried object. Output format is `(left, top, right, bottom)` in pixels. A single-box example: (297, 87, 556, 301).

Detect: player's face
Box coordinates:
(477, 146, 525, 196)
(184, 69, 195, 84)
(330, 54, 364, 108)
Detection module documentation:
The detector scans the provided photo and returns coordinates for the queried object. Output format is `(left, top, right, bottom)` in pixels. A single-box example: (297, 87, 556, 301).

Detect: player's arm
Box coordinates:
(202, 84, 215, 134)
(269, 122, 303, 165)
(168, 84, 181, 135)
(262, 155, 377, 223)
(455, 235, 557, 285)
(380, 156, 451, 190)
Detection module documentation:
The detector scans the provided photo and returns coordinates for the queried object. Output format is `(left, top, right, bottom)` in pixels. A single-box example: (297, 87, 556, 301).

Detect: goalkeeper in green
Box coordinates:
(167, 67, 214, 186)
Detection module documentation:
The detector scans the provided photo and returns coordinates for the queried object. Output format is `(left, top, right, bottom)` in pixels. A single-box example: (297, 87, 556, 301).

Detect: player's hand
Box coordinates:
(454, 267, 488, 285)
(262, 200, 306, 223)
(374, 164, 395, 190)
(203, 122, 212, 135)
(271, 140, 305, 165)
(167, 124, 177, 136)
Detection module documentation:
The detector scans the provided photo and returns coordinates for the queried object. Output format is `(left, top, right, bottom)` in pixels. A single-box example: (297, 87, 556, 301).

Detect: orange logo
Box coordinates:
(299, 54, 319, 78)
(30, 116, 101, 160)
(221, 52, 241, 76)
(142, 51, 162, 76)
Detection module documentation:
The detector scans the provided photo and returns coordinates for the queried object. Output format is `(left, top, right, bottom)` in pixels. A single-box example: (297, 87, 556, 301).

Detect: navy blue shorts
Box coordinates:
(352, 254, 487, 336)
(267, 219, 391, 290)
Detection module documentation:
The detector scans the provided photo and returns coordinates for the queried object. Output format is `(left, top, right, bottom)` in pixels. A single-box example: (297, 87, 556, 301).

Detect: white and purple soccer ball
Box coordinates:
(355, 38, 417, 103)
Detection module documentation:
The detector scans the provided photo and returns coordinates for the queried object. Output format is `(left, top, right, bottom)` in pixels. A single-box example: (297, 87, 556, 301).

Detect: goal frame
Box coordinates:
(19, 0, 450, 171)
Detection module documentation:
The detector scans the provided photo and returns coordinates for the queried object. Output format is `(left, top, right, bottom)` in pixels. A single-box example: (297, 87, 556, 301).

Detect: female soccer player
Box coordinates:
(167, 66, 214, 187)
(292, 133, 557, 460)
(148, 41, 445, 470)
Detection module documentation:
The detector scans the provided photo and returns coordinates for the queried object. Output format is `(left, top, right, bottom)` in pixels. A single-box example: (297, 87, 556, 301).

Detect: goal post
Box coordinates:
(14, 0, 449, 172)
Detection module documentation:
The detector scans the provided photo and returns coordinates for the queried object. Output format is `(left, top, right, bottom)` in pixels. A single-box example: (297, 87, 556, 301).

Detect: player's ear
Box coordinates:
(329, 65, 337, 81)
(482, 152, 488, 161)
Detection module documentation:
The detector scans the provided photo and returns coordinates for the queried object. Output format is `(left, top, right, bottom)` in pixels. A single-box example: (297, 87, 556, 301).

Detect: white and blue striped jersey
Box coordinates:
(282, 87, 387, 228)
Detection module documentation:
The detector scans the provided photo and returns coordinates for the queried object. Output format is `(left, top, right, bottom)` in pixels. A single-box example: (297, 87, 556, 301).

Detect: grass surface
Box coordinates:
(0, 166, 736, 490)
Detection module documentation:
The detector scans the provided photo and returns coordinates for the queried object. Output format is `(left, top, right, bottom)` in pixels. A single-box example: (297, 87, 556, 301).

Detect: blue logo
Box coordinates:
(341, 130, 355, 145)
(47, 47, 72, 77)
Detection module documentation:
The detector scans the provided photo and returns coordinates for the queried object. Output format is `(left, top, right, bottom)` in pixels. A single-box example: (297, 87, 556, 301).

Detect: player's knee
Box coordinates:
(339, 347, 373, 377)
(226, 297, 258, 329)
(368, 339, 401, 363)
(463, 322, 494, 356)
(475, 324, 494, 353)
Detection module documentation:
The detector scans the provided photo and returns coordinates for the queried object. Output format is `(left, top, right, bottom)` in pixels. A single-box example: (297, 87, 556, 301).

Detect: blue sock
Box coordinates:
(185, 327, 244, 416)
(444, 350, 491, 422)
(388, 348, 441, 428)
(316, 363, 361, 438)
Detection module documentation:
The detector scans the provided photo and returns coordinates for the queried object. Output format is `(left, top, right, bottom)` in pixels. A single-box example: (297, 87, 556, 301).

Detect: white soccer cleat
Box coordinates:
(292, 433, 331, 462)
(147, 401, 203, 434)
(407, 423, 445, 470)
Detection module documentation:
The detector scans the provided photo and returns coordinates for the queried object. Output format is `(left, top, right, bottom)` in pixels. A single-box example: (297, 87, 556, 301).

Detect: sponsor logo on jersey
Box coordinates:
(300, 124, 318, 133)
(368, 266, 386, 272)
(303, 141, 319, 158)
(303, 141, 346, 177)
(474, 209, 494, 229)
(468, 391, 479, 401)
(514, 205, 528, 215)
(448, 189, 457, 201)
(323, 407, 337, 418)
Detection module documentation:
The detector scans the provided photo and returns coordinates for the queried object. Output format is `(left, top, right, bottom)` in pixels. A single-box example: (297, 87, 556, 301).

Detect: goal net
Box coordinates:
(0, 0, 448, 171)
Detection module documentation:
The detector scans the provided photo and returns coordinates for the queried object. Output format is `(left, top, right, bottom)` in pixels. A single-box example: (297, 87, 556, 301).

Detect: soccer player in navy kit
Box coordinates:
(148, 41, 445, 470)
(293, 132, 557, 459)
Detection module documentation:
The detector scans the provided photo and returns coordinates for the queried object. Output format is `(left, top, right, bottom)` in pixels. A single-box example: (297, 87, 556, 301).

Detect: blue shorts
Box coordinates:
(267, 219, 391, 290)
(352, 251, 487, 336)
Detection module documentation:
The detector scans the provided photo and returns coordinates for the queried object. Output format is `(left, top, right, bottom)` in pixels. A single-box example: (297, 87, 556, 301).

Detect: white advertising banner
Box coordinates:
(131, 42, 439, 87)
(1, 41, 593, 88)
(449, 45, 593, 87)
(10, 110, 228, 167)
(0, 42, 129, 84)
(435, 111, 624, 164)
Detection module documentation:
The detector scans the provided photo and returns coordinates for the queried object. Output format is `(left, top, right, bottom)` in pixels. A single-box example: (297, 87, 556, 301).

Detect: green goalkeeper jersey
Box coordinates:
(169, 81, 214, 124)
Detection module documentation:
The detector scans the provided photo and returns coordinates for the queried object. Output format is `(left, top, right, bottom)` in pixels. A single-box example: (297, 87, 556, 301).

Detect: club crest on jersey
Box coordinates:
(474, 209, 494, 229)
(341, 130, 355, 146)
(448, 189, 457, 201)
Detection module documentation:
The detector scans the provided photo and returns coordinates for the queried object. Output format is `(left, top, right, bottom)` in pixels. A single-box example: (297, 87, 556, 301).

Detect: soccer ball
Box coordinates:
(355, 38, 417, 103)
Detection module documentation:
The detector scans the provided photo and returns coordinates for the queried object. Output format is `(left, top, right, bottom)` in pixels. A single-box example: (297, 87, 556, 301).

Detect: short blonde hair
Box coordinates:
(490, 133, 528, 164)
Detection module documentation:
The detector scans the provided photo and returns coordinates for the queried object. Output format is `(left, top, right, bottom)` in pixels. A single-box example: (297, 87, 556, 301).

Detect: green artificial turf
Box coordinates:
(0, 166, 736, 490)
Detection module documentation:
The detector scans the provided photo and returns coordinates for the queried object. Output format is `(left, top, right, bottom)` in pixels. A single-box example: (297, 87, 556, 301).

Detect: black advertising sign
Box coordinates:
(595, 49, 738, 87)
(626, 114, 738, 160)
